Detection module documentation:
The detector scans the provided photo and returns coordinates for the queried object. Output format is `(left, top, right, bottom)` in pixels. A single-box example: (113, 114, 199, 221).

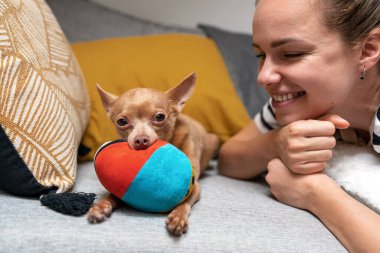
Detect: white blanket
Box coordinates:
(326, 142, 380, 214)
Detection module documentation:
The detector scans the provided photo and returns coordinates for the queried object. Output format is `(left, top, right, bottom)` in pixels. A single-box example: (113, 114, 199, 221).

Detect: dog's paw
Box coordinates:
(165, 205, 190, 236)
(87, 202, 113, 223)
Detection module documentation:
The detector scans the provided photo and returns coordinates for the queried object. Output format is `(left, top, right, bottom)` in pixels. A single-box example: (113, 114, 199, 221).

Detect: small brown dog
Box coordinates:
(87, 73, 219, 235)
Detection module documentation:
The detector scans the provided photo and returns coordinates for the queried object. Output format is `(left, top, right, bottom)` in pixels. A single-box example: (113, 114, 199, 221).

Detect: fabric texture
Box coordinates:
(72, 35, 250, 160)
(199, 24, 269, 117)
(0, 0, 90, 195)
(326, 142, 380, 214)
(40, 192, 96, 216)
(121, 142, 193, 213)
(0, 161, 347, 253)
(0, 125, 54, 196)
(370, 105, 380, 152)
(46, 0, 203, 43)
(254, 100, 280, 133)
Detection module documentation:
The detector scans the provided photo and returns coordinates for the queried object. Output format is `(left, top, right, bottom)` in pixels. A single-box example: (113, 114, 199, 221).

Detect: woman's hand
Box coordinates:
(266, 157, 380, 253)
(265, 158, 336, 210)
(273, 114, 349, 174)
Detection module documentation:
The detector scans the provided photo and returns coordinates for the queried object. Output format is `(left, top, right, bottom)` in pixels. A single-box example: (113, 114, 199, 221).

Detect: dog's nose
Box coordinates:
(134, 135, 150, 150)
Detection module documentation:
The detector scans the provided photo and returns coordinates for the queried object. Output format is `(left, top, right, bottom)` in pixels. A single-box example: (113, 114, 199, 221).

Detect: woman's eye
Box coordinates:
(116, 118, 128, 127)
(154, 113, 166, 122)
(283, 52, 305, 59)
(255, 53, 266, 59)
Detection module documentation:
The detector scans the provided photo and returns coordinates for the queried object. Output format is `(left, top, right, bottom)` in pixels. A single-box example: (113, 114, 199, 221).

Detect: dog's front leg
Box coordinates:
(87, 193, 121, 223)
(165, 143, 202, 236)
(165, 182, 201, 236)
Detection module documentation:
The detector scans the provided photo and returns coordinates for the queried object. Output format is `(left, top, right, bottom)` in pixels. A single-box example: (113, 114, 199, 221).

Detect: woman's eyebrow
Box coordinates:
(252, 37, 303, 49)
(252, 42, 260, 49)
(271, 38, 301, 48)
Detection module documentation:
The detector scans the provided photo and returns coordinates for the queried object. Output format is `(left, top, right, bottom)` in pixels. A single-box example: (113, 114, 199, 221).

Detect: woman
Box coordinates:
(218, 0, 380, 252)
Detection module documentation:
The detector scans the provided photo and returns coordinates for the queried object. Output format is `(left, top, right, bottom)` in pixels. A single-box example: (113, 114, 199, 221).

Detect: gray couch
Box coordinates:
(0, 1, 347, 252)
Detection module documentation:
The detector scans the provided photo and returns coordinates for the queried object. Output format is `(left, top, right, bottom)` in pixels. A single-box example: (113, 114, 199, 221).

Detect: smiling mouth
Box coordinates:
(272, 91, 306, 102)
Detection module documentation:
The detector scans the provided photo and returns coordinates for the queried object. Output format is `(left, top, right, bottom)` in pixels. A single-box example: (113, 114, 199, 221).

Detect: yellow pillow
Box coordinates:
(72, 34, 249, 160)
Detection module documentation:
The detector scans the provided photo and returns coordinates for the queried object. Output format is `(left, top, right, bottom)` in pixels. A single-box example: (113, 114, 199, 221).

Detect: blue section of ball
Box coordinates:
(121, 143, 192, 212)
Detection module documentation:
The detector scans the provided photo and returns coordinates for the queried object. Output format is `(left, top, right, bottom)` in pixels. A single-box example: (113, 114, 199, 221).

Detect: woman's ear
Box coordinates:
(359, 28, 380, 70)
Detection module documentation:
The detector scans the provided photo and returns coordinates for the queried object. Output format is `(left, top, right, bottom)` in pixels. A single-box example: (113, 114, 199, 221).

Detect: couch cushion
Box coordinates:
(199, 24, 269, 117)
(72, 35, 250, 160)
(0, 0, 90, 196)
(46, 0, 203, 43)
(0, 161, 347, 252)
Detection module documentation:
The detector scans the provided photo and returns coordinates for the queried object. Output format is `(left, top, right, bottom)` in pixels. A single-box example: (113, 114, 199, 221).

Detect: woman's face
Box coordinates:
(253, 0, 361, 126)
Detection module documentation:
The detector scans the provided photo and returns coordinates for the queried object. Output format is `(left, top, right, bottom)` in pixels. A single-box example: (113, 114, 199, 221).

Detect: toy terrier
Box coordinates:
(87, 73, 219, 236)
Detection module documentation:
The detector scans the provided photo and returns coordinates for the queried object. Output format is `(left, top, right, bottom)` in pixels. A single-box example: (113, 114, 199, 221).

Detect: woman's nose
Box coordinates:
(257, 57, 281, 88)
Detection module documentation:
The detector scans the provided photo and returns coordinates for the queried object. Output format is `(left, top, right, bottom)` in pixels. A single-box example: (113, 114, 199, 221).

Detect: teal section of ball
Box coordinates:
(121, 143, 192, 212)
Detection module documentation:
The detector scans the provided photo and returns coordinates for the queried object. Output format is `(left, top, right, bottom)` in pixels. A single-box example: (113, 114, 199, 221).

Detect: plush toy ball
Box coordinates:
(94, 139, 194, 213)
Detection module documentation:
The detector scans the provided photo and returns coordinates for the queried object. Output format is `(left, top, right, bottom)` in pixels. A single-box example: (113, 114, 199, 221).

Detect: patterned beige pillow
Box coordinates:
(0, 0, 90, 195)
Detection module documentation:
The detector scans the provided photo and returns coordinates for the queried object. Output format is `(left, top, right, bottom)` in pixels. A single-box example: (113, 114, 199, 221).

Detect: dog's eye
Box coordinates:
(116, 118, 128, 127)
(154, 113, 165, 122)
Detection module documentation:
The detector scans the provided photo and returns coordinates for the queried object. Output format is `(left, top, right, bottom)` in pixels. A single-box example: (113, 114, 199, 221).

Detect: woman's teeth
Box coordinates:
(273, 91, 305, 102)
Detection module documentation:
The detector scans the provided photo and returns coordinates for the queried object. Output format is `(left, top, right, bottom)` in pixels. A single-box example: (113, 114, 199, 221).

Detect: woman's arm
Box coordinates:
(310, 178, 380, 253)
(218, 120, 278, 179)
(266, 158, 380, 253)
(218, 114, 349, 179)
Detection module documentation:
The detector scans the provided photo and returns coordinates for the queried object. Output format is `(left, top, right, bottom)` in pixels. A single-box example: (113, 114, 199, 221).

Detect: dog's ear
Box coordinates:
(166, 72, 196, 112)
(96, 84, 118, 114)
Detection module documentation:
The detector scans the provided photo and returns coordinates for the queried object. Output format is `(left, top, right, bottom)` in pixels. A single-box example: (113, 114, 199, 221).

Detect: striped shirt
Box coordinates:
(254, 99, 380, 154)
(254, 99, 280, 133)
(370, 105, 380, 153)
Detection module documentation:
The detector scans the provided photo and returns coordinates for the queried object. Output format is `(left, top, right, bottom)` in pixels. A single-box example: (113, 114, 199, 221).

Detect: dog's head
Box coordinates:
(97, 73, 196, 150)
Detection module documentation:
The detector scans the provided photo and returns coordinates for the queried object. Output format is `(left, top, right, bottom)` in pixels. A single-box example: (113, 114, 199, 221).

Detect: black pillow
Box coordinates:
(198, 24, 268, 117)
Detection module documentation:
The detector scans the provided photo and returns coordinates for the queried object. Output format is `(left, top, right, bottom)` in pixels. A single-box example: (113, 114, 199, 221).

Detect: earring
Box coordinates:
(360, 65, 366, 80)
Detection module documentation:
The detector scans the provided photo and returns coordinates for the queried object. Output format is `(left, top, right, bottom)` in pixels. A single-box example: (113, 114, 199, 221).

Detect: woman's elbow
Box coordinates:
(217, 141, 265, 180)
(217, 143, 250, 179)
(217, 143, 235, 176)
